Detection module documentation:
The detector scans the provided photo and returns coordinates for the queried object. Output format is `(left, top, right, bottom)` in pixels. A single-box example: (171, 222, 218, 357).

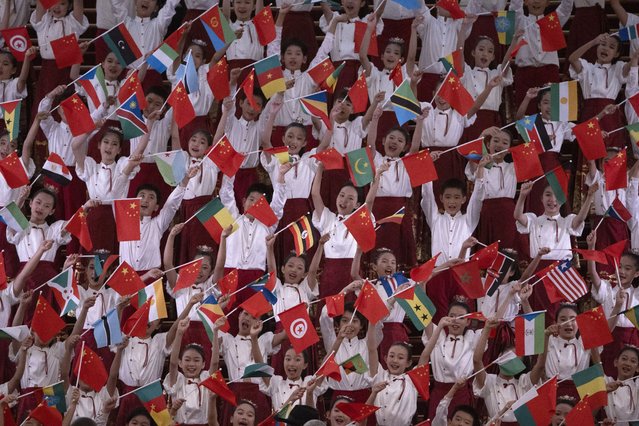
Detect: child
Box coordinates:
(611, 0, 639, 56)
(93, 0, 135, 62)
(629, 159, 639, 252)
(603, 346, 639, 422)
(509, 0, 574, 114)
(565, 0, 607, 67)
(221, 0, 265, 73)
(0, 1, 29, 30)
(0, 46, 34, 103)
(514, 181, 596, 314)
(324, 396, 359, 426)
(464, 0, 507, 63)
(207, 396, 257, 426)
(430, 384, 480, 426)
(372, 0, 419, 60)
(0, 333, 29, 401)
(274, 0, 318, 64)
(550, 396, 577, 426)
(569, 34, 633, 149)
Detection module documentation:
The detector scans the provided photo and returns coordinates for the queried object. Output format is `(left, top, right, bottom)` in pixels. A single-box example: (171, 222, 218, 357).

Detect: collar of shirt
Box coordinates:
(596, 62, 611, 69)
(134, 16, 151, 23)
(284, 69, 302, 78)
(473, 66, 490, 72)
(30, 223, 47, 230)
(141, 216, 152, 224)
(443, 210, 462, 219)
(100, 162, 116, 170)
(542, 213, 561, 220)
(238, 116, 254, 126)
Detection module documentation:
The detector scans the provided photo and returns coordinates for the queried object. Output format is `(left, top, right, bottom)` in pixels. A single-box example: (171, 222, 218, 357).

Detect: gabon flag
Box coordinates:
(343, 205, 376, 252)
(31, 295, 66, 343)
(65, 207, 92, 252)
(73, 345, 108, 392)
(50, 34, 83, 69)
(536, 11, 566, 52)
(113, 198, 141, 241)
(60, 94, 95, 136)
(278, 303, 319, 353)
(354, 280, 390, 324)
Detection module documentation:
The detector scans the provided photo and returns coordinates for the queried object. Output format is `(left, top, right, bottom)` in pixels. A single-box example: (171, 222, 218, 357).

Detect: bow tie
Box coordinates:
(450, 337, 460, 342)
(337, 215, 346, 221)
(187, 379, 200, 385)
(288, 383, 300, 389)
(240, 337, 252, 341)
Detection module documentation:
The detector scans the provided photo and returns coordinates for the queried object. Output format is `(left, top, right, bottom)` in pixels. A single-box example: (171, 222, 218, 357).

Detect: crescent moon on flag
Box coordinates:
(354, 158, 366, 175)
(118, 40, 126, 50)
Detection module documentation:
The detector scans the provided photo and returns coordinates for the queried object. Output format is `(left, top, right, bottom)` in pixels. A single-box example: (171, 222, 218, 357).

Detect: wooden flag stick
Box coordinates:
(75, 341, 85, 387)
(592, 215, 606, 234)
(162, 258, 200, 274)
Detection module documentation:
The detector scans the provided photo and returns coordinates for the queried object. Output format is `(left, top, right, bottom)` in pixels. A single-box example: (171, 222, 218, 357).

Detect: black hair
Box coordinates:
(337, 302, 368, 329)
(0, 129, 9, 140)
(502, 248, 521, 281)
(250, 88, 268, 106)
(189, 129, 213, 146)
(70, 418, 98, 426)
(330, 395, 355, 410)
(194, 247, 215, 267)
(284, 346, 310, 364)
(473, 35, 496, 51)
(180, 343, 206, 360)
(126, 407, 156, 426)
(556, 396, 577, 408)
(0, 49, 18, 70)
(441, 178, 467, 197)
(384, 38, 406, 57)
(245, 182, 272, 203)
(385, 127, 410, 147)
(282, 38, 309, 57)
(371, 247, 396, 265)
(284, 122, 309, 156)
(282, 251, 309, 272)
(338, 181, 364, 204)
(448, 301, 471, 315)
(555, 303, 579, 321)
(135, 184, 162, 205)
(101, 126, 124, 146)
(617, 345, 639, 361)
(146, 85, 170, 101)
(621, 251, 639, 288)
(31, 188, 58, 210)
(536, 87, 551, 107)
(236, 399, 257, 412)
(388, 341, 413, 358)
(334, 88, 351, 103)
(450, 405, 480, 426)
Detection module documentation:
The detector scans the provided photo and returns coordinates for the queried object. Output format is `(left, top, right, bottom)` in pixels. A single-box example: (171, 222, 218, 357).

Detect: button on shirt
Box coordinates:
(585, 168, 627, 216)
(317, 116, 367, 155)
(605, 375, 639, 422)
(473, 373, 534, 422)
(273, 277, 318, 320)
(120, 334, 170, 387)
(425, 329, 482, 382)
(545, 335, 590, 380)
(0, 78, 27, 103)
(184, 155, 219, 200)
(219, 332, 279, 381)
(261, 151, 317, 200)
(419, 105, 475, 148)
(130, 110, 173, 164)
(416, 12, 469, 73)
(516, 213, 583, 260)
(319, 12, 383, 62)
(312, 208, 359, 259)
(67, 386, 118, 426)
(8, 221, 71, 263)
(17, 342, 65, 388)
(373, 369, 418, 426)
(570, 59, 627, 100)
(163, 371, 211, 425)
(224, 104, 272, 169)
(466, 162, 517, 199)
(373, 153, 412, 198)
(227, 20, 264, 61)
(259, 376, 328, 410)
(77, 157, 137, 201)
(30, 11, 89, 60)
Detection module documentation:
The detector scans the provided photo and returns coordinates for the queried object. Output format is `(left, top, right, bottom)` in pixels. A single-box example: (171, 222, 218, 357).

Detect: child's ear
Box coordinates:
(153, 205, 159, 213)
(280, 264, 286, 275)
(302, 55, 308, 65)
(354, 201, 361, 210)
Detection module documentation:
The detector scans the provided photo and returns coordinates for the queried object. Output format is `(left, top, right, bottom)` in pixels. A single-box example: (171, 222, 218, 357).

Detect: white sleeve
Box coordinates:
(156, 186, 186, 232)
(319, 305, 337, 352)
(420, 182, 438, 228)
(516, 213, 536, 235)
(308, 33, 335, 69)
(219, 175, 240, 218)
(270, 181, 287, 226)
(432, 396, 453, 426)
(155, 0, 181, 34)
(556, 0, 575, 26)
(567, 213, 585, 236)
(465, 183, 484, 231)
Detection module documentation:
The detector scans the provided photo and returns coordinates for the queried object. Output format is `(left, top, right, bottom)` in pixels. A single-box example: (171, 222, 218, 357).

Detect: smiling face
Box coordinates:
(231, 402, 256, 426)
(487, 130, 511, 160)
(439, 187, 466, 216)
(283, 126, 307, 155)
(339, 311, 362, 338)
(241, 97, 263, 121)
(333, 99, 353, 123)
(137, 189, 159, 217)
(524, 0, 548, 16)
(596, 36, 620, 64)
(195, 255, 213, 284)
(135, 0, 159, 18)
(0, 53, 17, 80)
(50, 0, 69, 18)
(551, 402, 573, 426)
(615, 349, 639, 380)
(234, 0, 255, 20)
(29, 192, 56, 224)
(382, 129, 407, 158)
(283, 348, 308, 380)
(556, 306, 578, 339)
(327, 399, 353, 426)
(283, 44, 307, 72)
(99, 132, 122, 164)
(188, 131, 211, 159)
(0, 134, 10, 158)
(281, 256, 306, 284)
(372, 252, 397, 278)
(102, 53, 123, 80)
(472, 38, 496, 69)
(385, 344, 411, 375)
(336, 185, 359, 216)
(179, 347, 205, 379)
(341, 0, 364, 17)
(617, 255, 639, 288)
(541, 185, 561, 215)
(447, 304, 469, 336)
(382, 42, 403, 71)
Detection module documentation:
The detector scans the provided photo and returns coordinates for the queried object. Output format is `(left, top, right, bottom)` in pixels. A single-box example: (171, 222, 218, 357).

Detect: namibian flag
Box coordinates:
(198, 294, 229, 335)
(390, 80, 421, 125)
(288, 216, 315, 256)
(456, 138, 486, 161)
(516, 114, 552, 153)
(376, 207, 405, 225)
(323, 62, 345, 94)
(622, 305, 639, 329)
(439, 49, 464, 77)
(102, 23, 142, 67)
(195, 197, 238, 243)
(619, 24, 639, 41)
(134, 380, 171, 426)
(495, 10, 516, 44)
(572, 364, 607, 409)
(200, 5, 236, 50)
(254, 55, 286, 99)
(299, 91, 330, 129)
(116, 93, 148, 139)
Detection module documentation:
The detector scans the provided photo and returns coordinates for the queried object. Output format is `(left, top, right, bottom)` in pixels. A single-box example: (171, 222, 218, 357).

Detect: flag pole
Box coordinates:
(437, 136, 484, 156)
(312, 350, 336, 379)
(162, 257, 200, 275)
(75, 340, 85, 387)
(500, 121, 517, 130)
(606, 126, 625, 135)
(429, 70, 449, 106)
(529, 161, 571, 185)
(283, 90, 328, 104)
(348, 306, 358, 324)
(474, 240, 516, 262)
(273, 213, 310, 237)
(65, 64, 100, 89)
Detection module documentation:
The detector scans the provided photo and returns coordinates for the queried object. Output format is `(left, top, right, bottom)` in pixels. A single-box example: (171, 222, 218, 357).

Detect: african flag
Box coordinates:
(134, 380, 171, 426)
(0, 100, 20, 141)
(495, 11, 516, 44)
(195, 198, 238, 243)
(287, 216, 315, 256)
(390, 80, 421, 125)
(395, 285, 437, 331)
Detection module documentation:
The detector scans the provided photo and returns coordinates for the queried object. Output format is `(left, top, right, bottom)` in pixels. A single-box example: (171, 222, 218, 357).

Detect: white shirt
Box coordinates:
(273, 277, 318, 320)
(516, 213, 583, 260)
(67, 385, 118, 426)
(119, 185, 186, 271)
(374, 153, 414, 198)
(259, 375, 328, 411)
(375, 281, 405, 323)
(627, 178, 639, 251)
(425, 328, 483, 382)
(466, 161, 517, 199)
(570, 60, 627, 100)
(592, 280, 639, 329)
(461, 65, 513, 111)
(8, 221, 71, 262)
(421, 181, 483, 266)
(184, 155, 219, 200)
(130, 110, 174, 164)
(419, 105, 476, 148)
(96, 0, 135, 29)
(167, 63, 214, 116)
(478, 281, 521, 320)
(30, 11, 90, 60)
(372, 368, 418, 426)
(0, 284, 19, 328)
(261, 151, 317, 200)
(219, 332, 279, 381)
(585, 168, 627, 216)
(545, 335, 590, 380)
(0, 78, 27, 103)
(185, 0, 216, 9)
(227, 20, 264, 61)
(75, 76, 121, 115)
(312, 208, 359, 259)
(465, 0, 508, 13)
(0, 1, 29, 29)
(224, 104, 272, 169)
(473, 373, 534, 422)
(416, 12, 469, 73)
(319, 12, 383, 62)
(163, 371, 211, 424)
(120, 334, 170, 387)
(79, 286, 119, 329)
(541, 118, 575, 153)
(167, 277, 220, 321)
(374, 0, 418, 20)
(625, 67, 639, 126)
(77, 157, 137, 201)
(574, 0, 604, 6)
(365, 65, 409, 111)
(317, 116, 367, 154)
(16, 342, 65, 388)
(274, 0, 312, 12)
(605, 376, 639, 424)
(0, 157, 35, 207)
(627, 13, 639, 56)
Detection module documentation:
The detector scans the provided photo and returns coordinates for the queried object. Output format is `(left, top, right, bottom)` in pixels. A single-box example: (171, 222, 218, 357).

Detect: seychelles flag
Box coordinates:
(299, 91, 330, 129)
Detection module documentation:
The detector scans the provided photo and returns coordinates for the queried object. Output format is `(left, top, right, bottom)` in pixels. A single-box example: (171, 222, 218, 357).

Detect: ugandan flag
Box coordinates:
(254, 54, 286, 99)
(395, 285, 436, 331)
(195, 197, 238, 243)
(287, 216, 315, 256)
(299, 90, 330, 129)
(390, 80, 421, 125)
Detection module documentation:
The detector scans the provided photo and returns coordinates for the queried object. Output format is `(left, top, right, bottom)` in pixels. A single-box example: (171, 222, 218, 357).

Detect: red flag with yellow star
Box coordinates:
(167, 81, 196, 128)
(207, 56, 230, 100)
(575, 306, 613, 349)
(206, 135, 246, 177)
(239, 70, 261, 112)
(435, 0, 465, 19)
(31, 295, 66, 343)
(113, 198, 141, 242)
(343, 205, 376, 252)
(407, 363, 430, 400)
(354, 22, 378, 56)
(253, 6, 276, 45)
(603, 148, 627, 190)
(354, 280, 390, 324)
(245, 194, 278, 227)
(401, 149, 438, 187)
(307, 57, 335, 86)
(565, 395, 594, 426)
(118, 71, 147, 111)
(123, 298, 151, 338)
(60, 94, 95, 136)
(572, 118, 606, 161)
(173, 258, 204, 293)
(105, 260, 145, 296)
(73, 345, 108, 392)
(50, 33, 83, 68)
(509, 142, 544, 182)
(200, 370, 237, 405)
(437, 71, 474, 116)
(316, 352, 342, 381)
(347, 72, 369, 114)
(536, 11, 566, 52)
(65, 207, 93, 252)
(335, 402, 380, 422)
(0, 151, 29, 188)
(451, 260, 484, 299)
(471, 242, 499, 269)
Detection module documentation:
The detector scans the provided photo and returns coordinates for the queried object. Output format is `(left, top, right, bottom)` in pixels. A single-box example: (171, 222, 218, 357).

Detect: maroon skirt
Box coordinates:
(600, 326, 639, 378)
(21, 260, 59, 323)
(178, 195, 217, 265)
(417, 72, 444, 102)
(319, 258, 354, 299)
(181, 321, 213, 368)
(17, 386, 41, 422)
(141, 69, 163, 92)
(475, 198, 517, 250)
(371, 196, 416, 268)
(464, 15, 505, 65)
(223, 267, 265, 335)
(379, 322, 410, 369)
(282, 12, 318, 66)
(116, 383, 145, 426)
(220, 382, 271, 425)
(320, 168, 351, 212)
(463, 109, 502, 142)
(525, 151, 562, 216)
(592, 215, 629, 275)
(581, 98, 627, 149)
(32, 59, 71, 119)
(332, 60, 360, 100)
(429, 380, 474, 418)
(88, 204, 119, 255)
(373, 111, 401, 153)
(0, 221, 19, 278)
(179, 116, 212, 152)
(271, 125, 319, 150)
(531, 259, 562, 322)
(514, 65, 560, 116)
(566, 6, 608, 68)
(127, 163, 173, 203)
(94, 28, 109, 64)
(274, 198, 313, 264)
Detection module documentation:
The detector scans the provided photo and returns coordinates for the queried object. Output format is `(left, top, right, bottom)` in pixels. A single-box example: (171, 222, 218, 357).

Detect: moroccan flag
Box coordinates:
(207, 135, 246, 177)
(335, 403, 379, 422)
(300, 91, 330, 129)
(0, 100, 20, 142)
(388, 62, 403, 86)
(622, 305, 639, 329)
(254, 55, 286, 99)
(545, 167, 569, 205)
(74, 345, 108, 392)
(457, 138, 486, 162)
(575, 306, 613, 349)
(516, 114, 552, 153)
(31, 295, 66, 343)
(65, 207, 92, 252)
(60, 94, 94, 136)
(134, 380, 171, 426)
(495, 10, 516, 44)
(154, 150, 188, 187)
(200, 5, 236, 50)
(29, 402, 62, 426)
(113, 198, 141, 241)
(316, 352, 342, 381)
(536, 11, 566, 51)
(116, 93, 148, 140)
(550, 80, 578, 122)
(174, 258, 203, 293)
(353, 22, 378, 56)
(390, 80, 421, 125)
(50, 34, 83, 69)
(347, 73, 368, 114)
(603, 149, 627, 190)
(605, 197, 632, 222)
(438, 72, 474, 116)
(123, 299, 151, 338)
(246, 195, 278, 227)
(510, 143, 544, 181)
(0, 27, 32, 61)
(167, 81, 196, 128)
(308, 58, 335, 86)
(326, 293, 345, 317)
(323, 62, 345, 94)
(288, 216, 315, 256)
(118, 71, 147, 111)
(451, 260, 484, 299)
(42, 152, 73, 185)
(565, 395, 594, 426)
(198, 294, 230, 335)
(407, 364, 430, 400)
(201, 370, 237, 405)
(207, 56, 230, 100)
(343, 205, 376, 252)
(0, 151, 28, 188)
(439, 49, 464, 77)
(401, 149, 438, 187)
(278, 303, 319, 353)
(513, 377, 557, 426)
(103, 23, 142, 67)
(254, 6, 276, 45)
(572, 118, 607, 160)
(354, 280, 389, 324)
(311, 148, 343, 170)
(396, 285, 436, 330)
(195, 197, 238, 243)
(515, 311, 545, 356)
(471, 242, 499, 269)
(239, 70, 261, 112)
(410, 253, 440, 282)
(345, 146, 375, 187)
(572, 364, 607, 409)
(106, 261, 145, 296)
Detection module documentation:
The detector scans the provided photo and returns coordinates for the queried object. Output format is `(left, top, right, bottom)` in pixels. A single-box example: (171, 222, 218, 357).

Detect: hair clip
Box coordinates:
(191, 39, 208, 48)
(196, 245, 214, 254)
(388, 37, 405, 45)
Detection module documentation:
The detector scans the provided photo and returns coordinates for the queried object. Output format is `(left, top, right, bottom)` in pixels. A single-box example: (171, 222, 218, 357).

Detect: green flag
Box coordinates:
(340, 353, 369, 374)
(345, 146, 375, 187)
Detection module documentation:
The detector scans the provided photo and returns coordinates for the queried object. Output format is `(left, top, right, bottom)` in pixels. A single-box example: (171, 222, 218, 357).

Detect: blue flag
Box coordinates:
(379, 273, 410, 297)
(175, 50, 199, 94)
(390, 0, 422, 10)
(92, 308, 123, 348)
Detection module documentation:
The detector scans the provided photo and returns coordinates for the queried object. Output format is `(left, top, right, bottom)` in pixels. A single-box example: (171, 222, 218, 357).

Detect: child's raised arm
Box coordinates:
(162, 223, 184, 289)
(359, 15, 377, 77)
(364, 161, 389, 210)
(108, 337, 128, 396)
(515, 87, 540, 121)
(586, 231, 603, 292)
(472, 318, 498, 388)
(11, 240, 53, 297)
(211, 226, 233, 283)
(569, 35, 606, 74)
(610, 0, 629, 26)
(572, 183, 598, 230)
(17, 47, 36, 94)
(168, 318, 190, 387)
(7, 334, 32, 393)
(308, 234, 328, 292)
(165, 293, 204, 351)
(514, 181, 533, 227)
(60, 334, 81, 390)
(311, 163, 326, 218)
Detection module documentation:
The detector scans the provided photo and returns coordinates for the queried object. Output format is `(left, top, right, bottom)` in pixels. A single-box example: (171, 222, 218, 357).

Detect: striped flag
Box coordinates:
(195, 197, 238, 243)
(299, 91, 330, 129)
(287, 216, 315, 256)
(323, 62, 345, 94)
(540, 259, 588, 303)
(77, 66, 107, 110)
(0, 201, 28, 232)
(622, 305, 639, 329)
(264, 147, 290, 164)
(495, 10, 516, 44)
(147, 42, 179, 74)
(91, 308, 123, 348)
(376, 207, 405, 225)
(390, 80, 421, 125)
(515, 311, 545, 356)
(550, 81, 578, 122)
(153, 150, 188, 187)
(438, 49, 464, 77)
(132, 280, 168, 321)
(198, 294, 230, 335)
(0, 99, 20, 142)
(116, 93, 148, 139)
(102, 23, 143, 67)
(605, 196, 632, 222)
(619, 24, 639, 41)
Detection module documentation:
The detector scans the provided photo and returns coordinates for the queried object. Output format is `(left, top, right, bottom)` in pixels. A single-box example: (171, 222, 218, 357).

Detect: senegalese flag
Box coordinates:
(264, 146, 290, 164)
(323, 62, 345, 94)
(133, 380, 171, 426)
(390, 80, 421, 125)
(132, 279, 167, 322)
(545, 167, 569, 205)
(253, 54, 286, 99)
(197, 294, 230, 335)
(195, 197, 238, 243)
(200, 5, 236, 51)
(619, 23, 639, 41)
(288, 215, 315, 256)
(572, 364, 607, 409)
(42, 381, 67, 413)
(550, 80, 578, 122)
(0, 100, 21, 141)
(345, 146, 376, 187)
(341, 353, 369, 374)
(299, 90, 330, 129)
(395, 285, 436, 331)
(439, 49, 464, 77)
(622, 305, 639, 329)
(495, 11, 516, 44)
(153, 150, 188, 187)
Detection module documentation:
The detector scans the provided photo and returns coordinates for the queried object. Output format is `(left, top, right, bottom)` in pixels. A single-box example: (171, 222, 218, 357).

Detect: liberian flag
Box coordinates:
(42, 152, 72, 185)
(515, 311, 546, 356)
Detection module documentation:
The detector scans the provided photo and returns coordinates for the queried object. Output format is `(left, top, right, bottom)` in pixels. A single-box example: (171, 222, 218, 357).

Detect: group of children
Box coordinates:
(0, 0, 639, 425)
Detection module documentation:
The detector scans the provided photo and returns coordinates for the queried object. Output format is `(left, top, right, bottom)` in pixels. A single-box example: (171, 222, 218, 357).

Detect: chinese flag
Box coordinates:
(389, 62, 403, 87)
(0, 252, 6, 291)
(435, 0, 465, 19)
(200, 370, 237, 405)
(218, 269, 238, 295)
(174, 258, 203, 293)
(354, 22, 378, 56)
(311, 148, 344, 170)
(451, 260, 484, 299)
(316, 352, 342, 381)
(167, 81, 196, 128)
(113, 198, 141, 241)
(354, 280, 390, 324)
(245, 195, 278, 227)
(106, 261, 145, 296)
(410, 253, 440, 282)
(437, 72, 474, 116)
(573, 248, 608, 265)
(207, 56, 230, 100)
(50, 34, 83, 69)
(510, 38, 528, 59)
(401, 149, 438, 187)
(239, 70, 261, 112)
(123, 298, 151, 338)
(278, 303, 320, 353)
(0, 151, 29, 188)
(536, 11, 566, 52)
(207, 135, 246, 177)
(603, 239, 628, 264)
(60, 94, 95, 136)
(575, 306, 613, 350)
(572, 118, 606, 161)
(603, 149, 627, 190)
(73, 346, 108, 392)
(31, 295, 66, 343)
(38, 0, 61, 8)
(565, 396, 594, 426)
(325, 292, 345, 317)
(407, 364, 430, 400)
(253, 6, 276, 45)
(471, 242, 499, 269)
(66, 207, 93, 252)
(308, 58, 335, 86)
(347, 72, 369, 114)
(240, 292, 272, 318)
(343, 205, 376, 252)
(29, 402, 62, 426)
(118, 71, 147, 111)
(0, 27, 32, 61)
(335, 403, 379, 422)
(509, 142, 544, 181)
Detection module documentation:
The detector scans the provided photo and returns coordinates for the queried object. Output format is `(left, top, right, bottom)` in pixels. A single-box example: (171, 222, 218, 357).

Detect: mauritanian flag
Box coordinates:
(550, 81, 578, 122)
(515, 311, 545, 356)
(132, 279, 167, 322)
(195, 197, 238, 243)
